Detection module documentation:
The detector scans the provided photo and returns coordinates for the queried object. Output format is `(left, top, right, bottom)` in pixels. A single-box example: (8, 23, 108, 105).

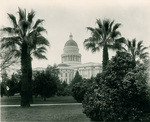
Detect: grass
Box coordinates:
(1, 105, 91, 121)
(1, 96, 91, 121)
(1, 95, 77, 105)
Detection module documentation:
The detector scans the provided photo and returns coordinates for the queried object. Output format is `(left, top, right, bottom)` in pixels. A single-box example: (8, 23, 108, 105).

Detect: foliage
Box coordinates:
(122, 38, 149, 62)
(72, 78, 94, 103)
(1, 72, 21, 97)
(33, 66, 59, 101)
(70, 71, 82, 86)
(6, 73, 21, 96)
(57, 81, 71, 96)
(82, 51, 150, 121)
(84, 19, 125, 71)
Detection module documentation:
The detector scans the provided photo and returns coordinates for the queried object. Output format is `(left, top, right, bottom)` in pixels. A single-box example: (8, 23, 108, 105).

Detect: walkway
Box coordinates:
(0, 103, 82, 107)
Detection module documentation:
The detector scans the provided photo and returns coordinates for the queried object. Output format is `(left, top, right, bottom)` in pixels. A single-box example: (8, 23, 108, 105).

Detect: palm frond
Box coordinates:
(1, 27, 15, 34)
(96, 19, 103, 29)
(137, 41, 143, 51)
(18, 7, 26, 21)
(1, 36, 21, 49)
(32, 50, 47, 60)
(103, 19, 110, 32)
(33, 19, 44, 29)
(111, 31, 121, 39)
(132, 38, 136, 48)
(35, 35, 49, 46)
(36, 26, 47, 33)
(27, 9, 35, 23)
(139, 52, 149, 59)
(84, 38, 100, 53)
(87, 27, 95, 33)
(115, 37, 126, 44)
(140, 47, 148, 52)
(113, 23, 121, 31)
(109, 20, 114, 31)
(7, 13, 17, 27)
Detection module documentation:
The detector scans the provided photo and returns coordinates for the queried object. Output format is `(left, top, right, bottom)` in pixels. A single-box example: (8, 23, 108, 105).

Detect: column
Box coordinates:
(67, 55, 68, 61)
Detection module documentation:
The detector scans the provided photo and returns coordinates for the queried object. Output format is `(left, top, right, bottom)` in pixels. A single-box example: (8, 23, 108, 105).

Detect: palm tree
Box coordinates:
(122, 39, 149, 62)
(84, 19, 125, 71)
(1, 8, 49, 106)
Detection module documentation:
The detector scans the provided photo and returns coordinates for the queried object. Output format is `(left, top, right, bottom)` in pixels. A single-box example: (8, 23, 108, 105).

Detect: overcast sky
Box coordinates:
(0, 0, 150, 69)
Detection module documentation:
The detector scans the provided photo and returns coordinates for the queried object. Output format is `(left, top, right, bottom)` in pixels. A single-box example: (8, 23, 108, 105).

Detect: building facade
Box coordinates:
(58, 34, 102, 84)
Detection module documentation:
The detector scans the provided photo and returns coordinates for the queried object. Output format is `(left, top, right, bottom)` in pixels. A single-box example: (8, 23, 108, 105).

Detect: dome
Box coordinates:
(65, 40, 78, 47)
(64, 34, 78, 47)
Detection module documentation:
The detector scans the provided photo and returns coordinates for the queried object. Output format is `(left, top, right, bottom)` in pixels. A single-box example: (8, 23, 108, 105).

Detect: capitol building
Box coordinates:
(58, 34, 102, 84)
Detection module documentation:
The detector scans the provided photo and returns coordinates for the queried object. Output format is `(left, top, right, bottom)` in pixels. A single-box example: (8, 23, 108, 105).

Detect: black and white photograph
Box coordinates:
(0, 0, 150, 121)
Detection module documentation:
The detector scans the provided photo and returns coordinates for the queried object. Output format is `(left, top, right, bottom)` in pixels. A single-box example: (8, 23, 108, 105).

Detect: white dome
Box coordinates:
(61, 34, 81, 66)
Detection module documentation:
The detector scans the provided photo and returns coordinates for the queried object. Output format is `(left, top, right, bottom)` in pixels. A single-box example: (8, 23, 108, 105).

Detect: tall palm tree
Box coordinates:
(122, 39, 149, 62)
(1, 8, 49, 106)
(84, 19, 125, 71)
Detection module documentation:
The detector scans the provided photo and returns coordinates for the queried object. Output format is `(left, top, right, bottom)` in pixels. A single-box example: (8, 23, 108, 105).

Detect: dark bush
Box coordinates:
(33, 66, 59, 101)
(70, 71, 82, 87)
(72, 78, 94, 103)
(82, 51, 150, 121)
(57, 81, 71, 96)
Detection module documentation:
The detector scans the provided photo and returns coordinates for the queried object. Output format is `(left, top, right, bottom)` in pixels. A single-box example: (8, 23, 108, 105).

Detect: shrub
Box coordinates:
(72, 78, 94, 103)
(82, 51, 150, 121)
(57, 81, 71, 96)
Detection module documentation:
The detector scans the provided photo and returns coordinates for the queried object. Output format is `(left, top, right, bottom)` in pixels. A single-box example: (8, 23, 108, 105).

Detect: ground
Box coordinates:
(1, 96, 91, 121)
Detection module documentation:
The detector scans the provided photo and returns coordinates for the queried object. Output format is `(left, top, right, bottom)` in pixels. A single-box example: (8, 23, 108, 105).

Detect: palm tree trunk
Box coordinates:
(20, 41, 30, 107)
(102, 45, 109, 71)
(28, 55, 33, 103)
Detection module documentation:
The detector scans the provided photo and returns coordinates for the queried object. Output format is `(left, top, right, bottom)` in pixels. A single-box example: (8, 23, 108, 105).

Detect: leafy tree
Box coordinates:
(33, 65, 59, 101)
(0, 72, 21, 97)
(123, 39, 149, 62)
(57, 81, 71, 96)
(84, 19, 125, 71)
(83, 51, 150, 121)
(0, 8, 49, 106)
(72, 78, 94, 103)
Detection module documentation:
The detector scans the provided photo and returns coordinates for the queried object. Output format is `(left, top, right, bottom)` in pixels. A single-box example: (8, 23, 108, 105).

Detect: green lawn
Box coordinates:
(1, 105, 91, 121)
(1, 95, 77, 105)
(1, 96, 91, 121)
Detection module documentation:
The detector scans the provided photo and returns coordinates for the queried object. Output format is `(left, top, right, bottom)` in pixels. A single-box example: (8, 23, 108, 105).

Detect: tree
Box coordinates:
(84, 19, 125, 71)
(0, 8, 49, 106)
(123, 39, 149, 62)
(57, 81, 71, 96)
(72, 78, 94, 103)
(70, 71, 82, 86)
(5, 73, 21, 96)
(33, 65, 59, 101)
(0, 48, 19, 75)
(83, 51, 150, 121)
